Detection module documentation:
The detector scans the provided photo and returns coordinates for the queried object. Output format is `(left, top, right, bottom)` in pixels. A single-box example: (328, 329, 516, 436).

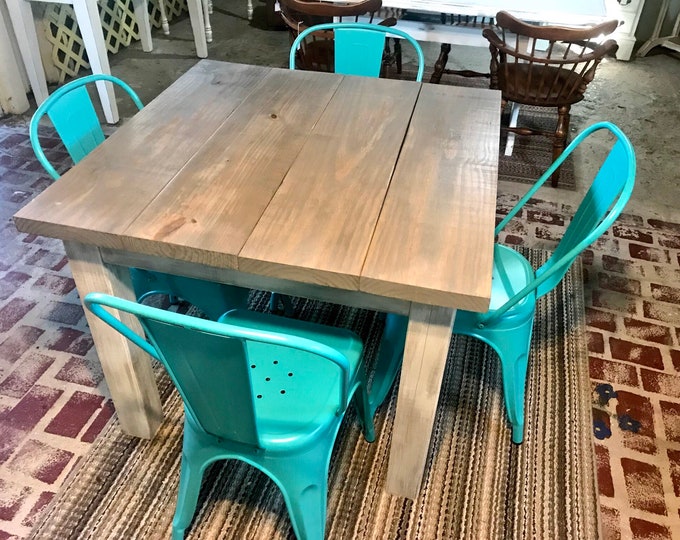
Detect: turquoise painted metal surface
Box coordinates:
(85, 293, 375, 540)
(289, 22, 425, 82)
(454, 121, 636, 444)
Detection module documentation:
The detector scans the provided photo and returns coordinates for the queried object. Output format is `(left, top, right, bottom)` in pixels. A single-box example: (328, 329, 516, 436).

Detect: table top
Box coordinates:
(14, 60, 500, 312)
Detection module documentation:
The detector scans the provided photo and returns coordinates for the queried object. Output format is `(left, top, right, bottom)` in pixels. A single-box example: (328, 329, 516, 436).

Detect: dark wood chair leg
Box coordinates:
(430, 43, 451, 84)
(394, 38, 402, 74)
(551, 105, 571, 187)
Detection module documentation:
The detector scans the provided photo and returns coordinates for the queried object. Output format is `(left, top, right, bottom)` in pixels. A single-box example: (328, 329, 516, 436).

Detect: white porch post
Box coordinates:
(0, 1, 30, 114)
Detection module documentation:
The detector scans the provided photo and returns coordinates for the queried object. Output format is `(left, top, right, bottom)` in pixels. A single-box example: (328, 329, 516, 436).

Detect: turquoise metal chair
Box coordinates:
(84, 292, 375, 540)
(29, 74, 250, 320)
(454, 122, 636, 444)
(289, 22, 425, 82)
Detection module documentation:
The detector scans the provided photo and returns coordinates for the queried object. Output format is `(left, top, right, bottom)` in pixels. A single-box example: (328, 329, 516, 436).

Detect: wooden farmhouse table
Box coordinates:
(14, 60, 500, 500)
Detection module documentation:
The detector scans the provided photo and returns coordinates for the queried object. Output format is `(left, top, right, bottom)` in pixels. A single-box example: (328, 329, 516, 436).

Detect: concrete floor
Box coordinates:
(97, 0, 680, 222)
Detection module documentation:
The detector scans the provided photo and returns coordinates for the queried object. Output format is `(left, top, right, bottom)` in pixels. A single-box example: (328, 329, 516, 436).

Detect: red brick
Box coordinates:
(593, 236, 621, 254)
(587, 308, 617, 332)
(660, 401, 680, 443)
(615, 391, 656, 454)
(598, 273, 641, 296)
(588, 331, 605, 353)
(534, 226, 562, 242)
(0, 298, 37, 333)
(49, 330, 93, 357)
(42, 301, 84, 325)
(658, 233, 680, 249)
(671, 350, 680, 372)
(0, 426, 26, 466)
(44, 391, 105, 438)
(81, 400, 115, 443)
(621, 458, 666, 515)
(526, 198, 558, 210)
(0, 326, 44, 364)
(612, 225, 653, 243)
(629, 243, 670, 263)
(668, 449, 680, 498)
(643, 300, 680, 324)
(609, 338, 664, 370)
(581, 249, 594, 266)
(0, 271, 31, 300)
(8, 439, 73, 484)
(52, 256, 69, 272)
(616, 212, 644, 228)
(0, 385, 62, 431)
(592, 290, 638, 315)
(650, 264, 680, 282)
(629, 518, 671, 540)
(0, 478, 30, 521)
(641, 369, 680, 399)
(595, 444, 614, 497)
(0, 353, 53, 398)
(651, 283, 680, 304)
(526, 209, 565, 226)
(600, 506, 621, 540)
(502, 220, 527, 236)
(21, 491, 54, 528)
(623, 318, 673, 345)
(589, 357, 638, 386)
(648, 218, 680, 235)
(24, 248, 65, 269)
(32, 273, 76, 296)
(55, 356, 103, 387)
(601, 254, 638, 274)
(503, 234, 524, 245)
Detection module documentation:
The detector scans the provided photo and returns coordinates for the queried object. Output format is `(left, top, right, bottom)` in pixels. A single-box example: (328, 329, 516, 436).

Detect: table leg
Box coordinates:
(72, 0, 119, 123)
(64, 240, 163, 439)
(5, 0, 49, 104)
(385, 303, 456, 499)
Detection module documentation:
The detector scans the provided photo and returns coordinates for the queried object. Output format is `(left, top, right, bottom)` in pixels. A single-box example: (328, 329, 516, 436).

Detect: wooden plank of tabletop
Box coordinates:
(238, 76, 422, 291)
(123, 69, 343, 270)
(361, 84, 500, 312)
(13, 61, 270, 248)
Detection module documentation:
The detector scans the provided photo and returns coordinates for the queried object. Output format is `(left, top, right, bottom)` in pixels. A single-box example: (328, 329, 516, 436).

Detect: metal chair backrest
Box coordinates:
(289, 22, 425, 81)
(84, 293, 353, 448)
(486, 121, 636, 324)
(30, 74, 143, 180)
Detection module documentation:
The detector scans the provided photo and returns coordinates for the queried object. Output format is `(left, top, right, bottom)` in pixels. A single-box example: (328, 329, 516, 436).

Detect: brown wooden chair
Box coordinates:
(483, 11, 619, 187)
(279, 0, 399, 74)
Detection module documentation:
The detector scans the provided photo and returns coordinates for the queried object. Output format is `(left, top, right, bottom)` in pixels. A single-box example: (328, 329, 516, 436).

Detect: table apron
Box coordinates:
(101, 248, 413, 317)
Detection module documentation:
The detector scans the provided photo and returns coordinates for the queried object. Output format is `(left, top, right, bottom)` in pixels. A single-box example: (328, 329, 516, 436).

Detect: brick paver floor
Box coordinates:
(0, 117, 679, 539)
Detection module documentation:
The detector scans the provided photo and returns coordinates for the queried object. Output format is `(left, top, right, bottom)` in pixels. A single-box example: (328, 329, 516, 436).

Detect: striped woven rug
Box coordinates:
(28, 248, 597, 539)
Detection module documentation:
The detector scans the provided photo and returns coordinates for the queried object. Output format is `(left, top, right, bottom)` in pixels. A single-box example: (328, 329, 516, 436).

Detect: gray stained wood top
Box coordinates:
(15, 60, 501, 312)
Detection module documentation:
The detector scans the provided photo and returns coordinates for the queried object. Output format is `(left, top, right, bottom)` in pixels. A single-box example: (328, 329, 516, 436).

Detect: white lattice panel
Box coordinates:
(44, 0, 187, 81)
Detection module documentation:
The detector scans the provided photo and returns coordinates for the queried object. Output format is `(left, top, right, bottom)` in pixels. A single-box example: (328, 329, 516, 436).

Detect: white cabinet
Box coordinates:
(606, 0, 647, 60)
